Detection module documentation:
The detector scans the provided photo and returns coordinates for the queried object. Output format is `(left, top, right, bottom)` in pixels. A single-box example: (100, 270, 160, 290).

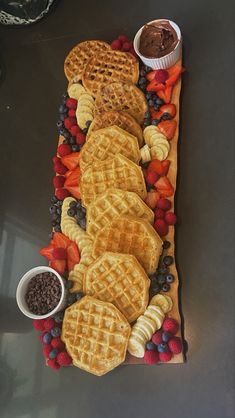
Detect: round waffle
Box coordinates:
(80, 125, 140, 172)
(92, 215, 163, 274)
(80, 154, 147, 207)
(82, 50, 139, 97)
(62, 296, 131, 376)
(94, 81, 148, 125)
(86, 188, 154, 239)
(64, 40, 111, 81)
(84, 252, 150, 323)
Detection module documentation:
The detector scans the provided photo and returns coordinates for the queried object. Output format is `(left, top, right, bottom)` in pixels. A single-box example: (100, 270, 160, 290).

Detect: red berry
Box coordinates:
(57, 351, 72, 366)
(52, 156, 60, 164)
(165, 212, 177, 225)
(44, 318, 56, 331)
(118, 35, 128, 43)
(76, 132, 86, 145)
(70, 125, 81, 137)
(54, 161, 67, 175)
(151, 330, 163, 345)
(155, 208, 165, 219)
(122, 41, 132, 51)
(154, 218, 169, 237)
(51, 337, 65, 351)
(146, 170, 159, 185)
(33, 319, 45, 331)
(39, 331, 47, 343)
(43, 344, 52, 358)
(47, 359, 60, 370)
(111, 39, 122, 50)
(64, 117, 76, 129)
(162, 318, 179, 335)
(68, 109, 76, 117)
(159, 351, 172, 362)
(156, 198, 171, 211)
(155, 69, 169, 83)
(129, 47, 138, 58)
(52, 247, 67, 260)
(55, 188, 70, 200)
(66, 98, 77, 109)
(53, 176, 65, 189)
(144, 350, 159, 365)
(168, 336, 182, 354)
(57, 144, 72, 157)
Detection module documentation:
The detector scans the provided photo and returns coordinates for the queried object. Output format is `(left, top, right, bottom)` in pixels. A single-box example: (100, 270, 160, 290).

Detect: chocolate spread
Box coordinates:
(139, 20, 178, 58)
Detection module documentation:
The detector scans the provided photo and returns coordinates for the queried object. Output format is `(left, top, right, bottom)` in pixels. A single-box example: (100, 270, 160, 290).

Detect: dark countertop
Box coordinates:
(0, 1, 234, 417)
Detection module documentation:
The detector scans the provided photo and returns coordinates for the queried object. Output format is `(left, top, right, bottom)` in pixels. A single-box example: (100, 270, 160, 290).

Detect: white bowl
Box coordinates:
(16, 266, 67, 320)
(134, 19, 182, 69)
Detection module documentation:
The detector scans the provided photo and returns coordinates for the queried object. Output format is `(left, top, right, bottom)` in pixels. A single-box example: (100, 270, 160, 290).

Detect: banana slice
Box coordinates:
(76, 111, 94, 129)
(164, 295, 173, 312)
(145, 132, 167, 148)
(78, 105, 94, 114)
(78, 93, 95, 105)
(140, 144, 151, 163)
(145, 305, 164, 329)
(78, 99, 94, 111)
(68, 83, 86, 100)
(150, 294, 172, 313)
(128, 336, 145, 358)
(150, 146, 165, 161)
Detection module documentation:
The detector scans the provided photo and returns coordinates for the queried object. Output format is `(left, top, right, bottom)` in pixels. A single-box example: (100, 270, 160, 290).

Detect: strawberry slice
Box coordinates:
(61, 152, 80, 171)
(52, 232, 71, 249)
(146, 79, 165, 92)
(65, 185, 81, 199)
(148, 159, 164, 176)
(67, 242, 80, 272)
(158, 120, 177, 140)
(161, 160, 171, 176)
(155, 176, 174, 197)
(39, 244, 54, 261)
(157, 86, 173, 104)
(146, 71, 157, 82)
(145, 190, 161, 209)
(65, 169, 73, 178)
(50, 259, 66, 275)
(166, 64, 183, 87)
(159, 104, 176, 118)
(64, 167, 81, 188)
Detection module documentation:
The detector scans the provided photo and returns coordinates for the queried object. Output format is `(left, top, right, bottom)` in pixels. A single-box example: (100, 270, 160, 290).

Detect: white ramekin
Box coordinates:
(134, 19, 182, 69)
(16, 266, 67, 320)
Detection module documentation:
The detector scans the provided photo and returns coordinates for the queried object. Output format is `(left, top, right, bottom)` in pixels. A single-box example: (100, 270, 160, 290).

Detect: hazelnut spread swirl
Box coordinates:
(139, 20, 178, 58)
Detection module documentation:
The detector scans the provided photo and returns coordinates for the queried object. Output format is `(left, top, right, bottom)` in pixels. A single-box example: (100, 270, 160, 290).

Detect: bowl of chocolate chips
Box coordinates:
(16, 266, 67, 319)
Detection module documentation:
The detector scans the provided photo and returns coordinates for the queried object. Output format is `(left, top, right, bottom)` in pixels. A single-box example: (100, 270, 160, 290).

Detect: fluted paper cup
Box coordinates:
(134, 19, 182, 69)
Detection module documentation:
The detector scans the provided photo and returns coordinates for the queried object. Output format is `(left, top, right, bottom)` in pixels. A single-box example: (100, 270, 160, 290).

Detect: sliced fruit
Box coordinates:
(64, 167, 81, 188)
(146, 71, 157, 82)
(50, 259, 66, 275)
(166, 64, 183, 87)
(67, 242, 80, 272)
(146, 78, 165, 92)
(65, 185, 81, 199)
(161, 160, 171, 176)
(157, 86, 173, 104)
(159, 104, 176, 118)
(155, 176, 174, 197)
(52, 232, 71, 249)
(145, 189, 161, 209)
(158, 120, 177, 140)
(155, 69, 169, 83)
(148, 159, 164, 176)
(61, 152, 80, 171)
(39, 244, 54, 261)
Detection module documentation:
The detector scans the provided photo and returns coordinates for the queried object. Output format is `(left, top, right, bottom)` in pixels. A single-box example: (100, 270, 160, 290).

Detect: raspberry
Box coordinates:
(155, 69, 169, 84)
(76, 133, 86, 145)
(68, 109, 76, 117)
(33, 319, 45, 331)
(51, 337, 65, 351)
(54, 161, 67, 175)
(70, 125, 81, 137)
(111, 39, 122, 50)
(156, 198, 171, 211)
(44, 318, 56, 331)
(122, 41, 132, 51)
(144, 350, 159, 365)
(168, 336, 182, 354)
(53, 176, 65, 189)
(146, 170, 159, 185)
(64, 117, 76, 129)
(47, 359, 60, 370)
(159, 351, 172, 362)
(151, 330, 163, 345)
(155, 208, 165, 219)
(57, 144, 72, 157)
(55, 188, 70, 200)
(154, 219, 169, 237)
(165, 212, 177, 225)
(52, 156, 60, 164)
(52, 247, 67, 260)
(118, 35, 128, 43)
(129, 47, 138, 58)
(66, 98, 77, 109)
(162, 318, 179, 335)
(57, 351, 72, 366)
(43, 344, 52, 358)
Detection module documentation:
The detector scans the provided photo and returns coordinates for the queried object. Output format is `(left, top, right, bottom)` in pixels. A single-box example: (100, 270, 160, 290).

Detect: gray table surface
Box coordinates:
(0, 0, 234, 417)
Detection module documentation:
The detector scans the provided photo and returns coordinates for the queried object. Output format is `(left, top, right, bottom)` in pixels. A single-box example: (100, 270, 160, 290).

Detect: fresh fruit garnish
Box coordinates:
(57, 144, 72, 157)
(64, 167, 81, 188)
(158, 120, 177, 140)
(165, 212, 177, 225)
(39, 244, 54, 261)
(70, 125, 81, 137)
(64, 117, 77, 130)
(52, 232, 71, 249)
(76, 133, 86, 145)
(145, 170, 160, 185)
(61, 152, 80, 170)
(159, 104, 176, 119)
(52, 247, 67, 260)
(156, 198, 172, 211)
(154, 218, 169, 237)
(67, 242, 81, 272)
(65, 185, 81, 199)
(68, 109, 76, 118)
(148, 159, 164, 176)
(111, 39, 122, 50)
(122, 41, 132, 51)
(65, 98, 77, 109)
(55, 188, 70, 200)
(118, 34, 128, 43)
(146, 78, 165, 92)
(155, 208, 165, 219)
(155, 176, 174, 197)
(50, 259, 66, 275)
(145, 190, 160, 209)
(53, 176, 65, 189)
(161, 160, 171, 176)
(54, 161, 68, 175)
(157, 86, 173, 104)
(155, 69, 169, 83)
(165, 64, 183, 87)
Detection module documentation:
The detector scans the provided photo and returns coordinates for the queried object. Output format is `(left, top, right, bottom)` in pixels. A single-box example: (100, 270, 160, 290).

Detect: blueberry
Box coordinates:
(148, 99, 154, 107)
(48, 232, 53, 239)
(163, 255, 174, 266)
(59, 104, 67, 114)
(140, 68, 146, 76)
(81, 206, 86, 214)
(144, 111, 151, 119)
(149, 272, 157, 281)
(69, 137, 76, 145)
(153, 104, 160, 111)
(56, 207, 61, 215)
(51, 213, 59, 221)
(54, 225, 61, 232)
(63, 138, 69, 144)
(141, 162, 149, 170)
(65, 280, 74, 289)
(146, 183, 154, 192)
(52, 220, 57, 227)
(76, 209, 84, 220)
(69, 200, 77, 208)
(49, 348, 59, 359)
(82, 127, 88, 134)
(161, 113, 172, 121)
(163, 240, 171, 249)
(57, 120, 63, 128)
(62, 92, 68, 100)
(72, 144, 80, 152)
(75, 292, 84, 301)
(143, 120, 151, 128)
(49, 205, 56, 214)
(76, 200, 82, 208)
(144, 65, 151, 72)
(139, 85, 146, 92)
(79, 218, 86, 230)
(151, 119, 160, 126)
(162, 331, 172, 343)
(151, 283, 161, 294)
(53, 311, 64, 323)
(67, 208, 76, 217)
(63, 130, 70, 139)
(86, 120, 92, 128)
(43, 332, 52, 344)
(66, 293, 77, 306)
(139, 76, 146, 85)
(161, 283, 170, 292)
(51, 196, 58, 204)
(145, 92, 152, 100)
(146, 341, 156, 351)
(59, 127, 67, 136)
(58, 200, 63, 206)
(157, 343, 168, 353)
(157, 265, 169, 274)
(166, 274, 175, 284)
(155, 97, 164, 106)
(156, 274, 166, 285)
(51, 327, 61, 338)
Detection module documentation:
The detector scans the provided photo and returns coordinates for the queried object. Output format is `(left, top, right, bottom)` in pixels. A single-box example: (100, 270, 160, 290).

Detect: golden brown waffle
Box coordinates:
(92, 215, 163, 274)
(80, 125, 140, 172)
(84, 252, 150, 323)
(94, 81, 148, 125)
(82, 50, 139, 97)
(64, 40, 111, 81)
(87, 111, 143, 147)
(86, 188, 154, 239)
(80, 154, 147, 207)
(62, 296, 131, 376)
